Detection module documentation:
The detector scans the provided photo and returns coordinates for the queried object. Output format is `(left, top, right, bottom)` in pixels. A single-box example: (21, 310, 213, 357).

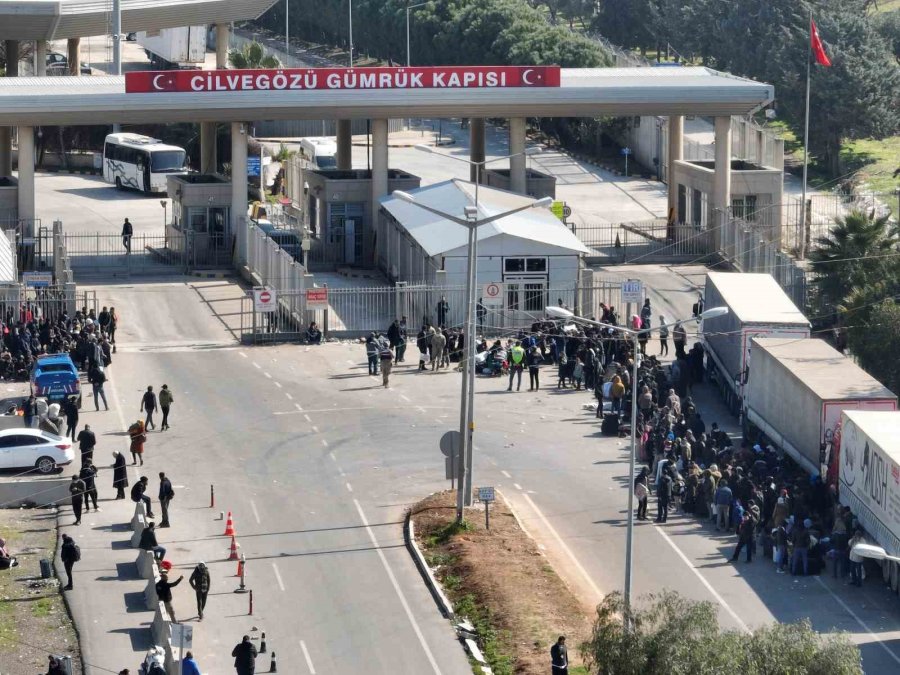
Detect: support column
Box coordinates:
(215, 24, 229, 69)
(0, 41, 17, 178)
(371, 119, 389, 208)
(5, 41, 19, 77)
(666, 115, 683, 220)
(469, 118, 485, 183)
(200, 123, 217, 173)
(17, 126, 34, 233)
(34, 40, 47, 76)
(713, 116, 733, 250)
(336, 119, 352, 170)
(508, 117, 527, 195)
(67, 38, 81, 76)
(231, 122, 248, 265)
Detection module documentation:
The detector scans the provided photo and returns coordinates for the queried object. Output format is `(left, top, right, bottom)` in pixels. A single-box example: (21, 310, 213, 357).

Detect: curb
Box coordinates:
(189, 270, 234, 279)
(404, 509, 455, 619)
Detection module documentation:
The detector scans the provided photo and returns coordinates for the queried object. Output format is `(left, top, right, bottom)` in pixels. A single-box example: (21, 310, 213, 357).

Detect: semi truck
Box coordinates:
(744, 337, 897, 477)
(137, 26, 206, 69)
(702, 272, 810, 415)
(839, 410, 900, 594)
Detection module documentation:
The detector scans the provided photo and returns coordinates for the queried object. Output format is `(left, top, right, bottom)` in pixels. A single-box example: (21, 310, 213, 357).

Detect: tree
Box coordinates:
(809, 209, 898, 313)
(228, 41, 280, 69)
(581, 591, 863, 675)
(850, 299, 900, 397)
(874, 10, 900, 64)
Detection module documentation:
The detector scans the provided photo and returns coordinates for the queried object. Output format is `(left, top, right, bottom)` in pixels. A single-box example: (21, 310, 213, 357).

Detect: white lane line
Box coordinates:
(329, 452, 337, 462)
(274, 405, 455, 415)
(300, 640, 316, 674)
(253, 362, 261, 369)
(814, 577, 900, 666)
(250, 500, 261, 525)
(272, 563, 286, 591)
(274, 382, 282, 388)
(304, 414, 312, 423)
(239, 352, 248, 358)
(285, 392, 293, 400)
(321, 439, 329, 447)
(294, 403, 304, 411)
(312, 425, 319, 433)
(654, 526, 749, 632)
(513, 483, 522, 491)
(501, 470, 511, 478)
(353, 499, 443, 675)
(345, 482, 353, 493)
(264, 372, 272, 379)
(521, 493, 603, 601)
(400, 394, 411, 402)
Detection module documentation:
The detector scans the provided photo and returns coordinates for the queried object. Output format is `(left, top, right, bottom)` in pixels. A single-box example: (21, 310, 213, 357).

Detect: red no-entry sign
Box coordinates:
(253, 287, 276, 313)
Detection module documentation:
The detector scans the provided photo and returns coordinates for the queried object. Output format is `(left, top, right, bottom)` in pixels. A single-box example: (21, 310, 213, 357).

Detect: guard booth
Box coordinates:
(166, 174, 232, 266)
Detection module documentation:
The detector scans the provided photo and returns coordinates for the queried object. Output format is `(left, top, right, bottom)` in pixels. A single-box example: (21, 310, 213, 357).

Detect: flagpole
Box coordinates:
(800, 10, 812, 259)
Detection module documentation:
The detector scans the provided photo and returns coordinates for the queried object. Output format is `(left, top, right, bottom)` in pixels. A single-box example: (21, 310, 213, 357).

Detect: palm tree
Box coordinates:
(228, 41, 280, 69)
(810, 209, 898, 313)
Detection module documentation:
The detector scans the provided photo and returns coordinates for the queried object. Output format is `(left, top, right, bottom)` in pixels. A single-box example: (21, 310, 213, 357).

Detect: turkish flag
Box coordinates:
(810, 18, 832, 67)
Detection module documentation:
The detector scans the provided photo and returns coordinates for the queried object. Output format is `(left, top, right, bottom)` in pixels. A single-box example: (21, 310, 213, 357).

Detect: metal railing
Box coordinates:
(247, 225, 307, 294)
(574, 219, 714, 263)
(0, 285, 98, 321)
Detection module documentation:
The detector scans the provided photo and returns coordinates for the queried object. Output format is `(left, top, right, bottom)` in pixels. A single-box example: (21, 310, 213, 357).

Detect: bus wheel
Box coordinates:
(115, 177, 123, 190)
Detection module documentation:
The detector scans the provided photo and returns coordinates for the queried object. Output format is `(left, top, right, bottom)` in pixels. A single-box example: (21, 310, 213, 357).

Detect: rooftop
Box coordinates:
(706, 271, 809, 326)
(843, 410, 900, 460)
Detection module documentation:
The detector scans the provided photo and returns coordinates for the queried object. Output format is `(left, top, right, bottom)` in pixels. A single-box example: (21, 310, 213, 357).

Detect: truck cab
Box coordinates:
(30, 354, 82, 409)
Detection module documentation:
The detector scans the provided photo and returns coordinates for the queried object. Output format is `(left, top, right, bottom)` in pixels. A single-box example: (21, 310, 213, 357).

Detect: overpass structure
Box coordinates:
(0, 64, 773, 268)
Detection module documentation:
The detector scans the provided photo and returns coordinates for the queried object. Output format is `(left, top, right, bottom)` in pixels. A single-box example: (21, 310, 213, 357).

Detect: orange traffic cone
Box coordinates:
(228, 536, 239, 561)
(224, 511, 235, 537)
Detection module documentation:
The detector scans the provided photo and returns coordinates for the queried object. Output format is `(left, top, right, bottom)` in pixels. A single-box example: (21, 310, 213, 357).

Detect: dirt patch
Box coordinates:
(411, 490, 591, 675)
(0, 508, 82, 675)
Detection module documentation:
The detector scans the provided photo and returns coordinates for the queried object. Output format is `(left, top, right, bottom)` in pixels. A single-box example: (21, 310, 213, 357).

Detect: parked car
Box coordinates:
(46, 52, 92, 76)
(0, 428, 74, 474)
(30, 354, 82, 409)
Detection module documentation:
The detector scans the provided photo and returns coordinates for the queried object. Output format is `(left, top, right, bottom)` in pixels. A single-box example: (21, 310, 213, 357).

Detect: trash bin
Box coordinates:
(40, 558, 52, 579)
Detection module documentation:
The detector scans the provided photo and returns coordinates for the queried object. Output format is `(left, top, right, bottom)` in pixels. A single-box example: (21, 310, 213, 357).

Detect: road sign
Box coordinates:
(306, 287, 328, 309)
(247, 157, 261, 177)
(621, 147, 632, 156)
(481, 282, 504, 306)
(253, 287, 276, 313)
(621, 279, 643, 304)
(477, 486, 495, 503)
(22, 271, 53, 288)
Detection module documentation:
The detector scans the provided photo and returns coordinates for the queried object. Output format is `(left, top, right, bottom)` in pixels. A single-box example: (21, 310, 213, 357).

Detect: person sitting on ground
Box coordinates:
(306, 322, 322, 345)
(0, 536, 18, 569)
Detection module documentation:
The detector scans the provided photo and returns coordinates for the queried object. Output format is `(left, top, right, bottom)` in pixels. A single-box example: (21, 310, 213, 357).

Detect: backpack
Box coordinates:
(73, 544, 81, 562)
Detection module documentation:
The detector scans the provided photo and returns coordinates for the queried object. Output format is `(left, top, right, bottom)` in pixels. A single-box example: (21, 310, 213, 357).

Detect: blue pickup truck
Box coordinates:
(30, 354, 82, 409)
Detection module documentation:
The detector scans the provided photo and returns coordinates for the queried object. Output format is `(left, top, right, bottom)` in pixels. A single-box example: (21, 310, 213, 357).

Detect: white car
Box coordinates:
(0, 428, 74, 474)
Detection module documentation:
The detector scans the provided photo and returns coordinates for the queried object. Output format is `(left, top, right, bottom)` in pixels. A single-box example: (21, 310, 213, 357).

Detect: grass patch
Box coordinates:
(454, 593, 515, 675)
(31, 597, 54, 618)
(841, 136, 900, 215)
(0, 596, 15, 650)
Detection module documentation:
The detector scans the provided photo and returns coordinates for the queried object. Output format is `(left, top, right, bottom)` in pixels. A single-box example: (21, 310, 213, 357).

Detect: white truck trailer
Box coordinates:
(839, 410, 900, 593)
(702, 272, 810, 415)
(744, 337, 896, 477)
(137, 26, 206, 69)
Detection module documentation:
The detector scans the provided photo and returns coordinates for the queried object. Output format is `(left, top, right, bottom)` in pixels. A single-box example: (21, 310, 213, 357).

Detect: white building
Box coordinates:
(378, 179, 589, 318)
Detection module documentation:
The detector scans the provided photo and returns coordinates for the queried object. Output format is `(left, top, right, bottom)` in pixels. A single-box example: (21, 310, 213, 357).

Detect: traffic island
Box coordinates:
(409, 490, 590, 675)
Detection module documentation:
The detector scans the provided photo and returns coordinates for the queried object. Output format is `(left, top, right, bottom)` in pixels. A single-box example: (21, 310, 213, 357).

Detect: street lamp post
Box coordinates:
(546, 304, 728, 621)
(348, 0, 354, 67)
(405, 2, 428, 67)
(285, 0, 289, 56)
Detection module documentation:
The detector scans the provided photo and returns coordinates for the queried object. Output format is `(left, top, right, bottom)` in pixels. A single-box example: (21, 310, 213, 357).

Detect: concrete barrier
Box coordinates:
(131, 515, 147, 547)
(135, 550, 158, 580)
(144, 575, 160, 610)
(0, 476, 71, 508)
(132, 501, 149, 531)
(151, 601, 171, 646)
(405, 512, 455, 619)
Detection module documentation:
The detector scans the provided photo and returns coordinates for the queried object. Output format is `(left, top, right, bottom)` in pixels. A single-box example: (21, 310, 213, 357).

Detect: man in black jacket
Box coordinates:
(139, 521, 166, 561)
(60, 534, 79, 590)
(68, 475, 86, 525)
(551, 635, 568, 674)
(232, 635, 258, 675)
(158, 472, 174, 527)
(131, 476, 153, 517)
(76, 424, 96, 465)
(140, 386, 157, 430)
(189, 562, 210, 620)
(63, 397, 79, 441)
(155, 571, 182, 622)
(79, 461, 99, 511)
(656, 468, 673, 523)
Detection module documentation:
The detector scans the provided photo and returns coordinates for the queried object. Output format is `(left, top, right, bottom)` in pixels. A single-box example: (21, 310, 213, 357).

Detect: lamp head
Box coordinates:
(545, 306, 575, 320)
(414, 144, 434, 154)
(392, 190, 416, 204)
(531, 196, 553, 209)
(524, 147, 543, 156)
(698, 306, 728, 320)
(463, 205, 478, 219)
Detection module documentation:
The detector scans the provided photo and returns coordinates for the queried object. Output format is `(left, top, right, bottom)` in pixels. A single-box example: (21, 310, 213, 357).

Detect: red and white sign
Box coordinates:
(482, 282, 505, 306)
(306, 288, 329, 309)
(125, 66, 561, 94)
(253, 287, 276, 313)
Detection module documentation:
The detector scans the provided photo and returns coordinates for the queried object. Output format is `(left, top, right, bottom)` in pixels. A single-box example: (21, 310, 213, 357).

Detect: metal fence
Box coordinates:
(574, 219, 714, 263)
(247, 225, 308, 294)
(0, 284, 98, 321)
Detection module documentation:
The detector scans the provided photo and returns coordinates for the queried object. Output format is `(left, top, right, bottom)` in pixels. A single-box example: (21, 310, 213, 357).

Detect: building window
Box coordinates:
(732, 195, 758, 221)
(524, 283, 546, 311)
(505, 258, 525, 273)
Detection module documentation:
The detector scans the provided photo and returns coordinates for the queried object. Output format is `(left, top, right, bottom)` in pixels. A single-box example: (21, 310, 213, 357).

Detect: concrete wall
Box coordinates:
(0, 476, 71, 508)
(481, 168, 557, 199)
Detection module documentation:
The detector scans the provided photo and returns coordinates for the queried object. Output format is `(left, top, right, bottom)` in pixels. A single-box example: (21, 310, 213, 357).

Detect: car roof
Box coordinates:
(36, 354, 75, 363)
(0, 427, 46, 437)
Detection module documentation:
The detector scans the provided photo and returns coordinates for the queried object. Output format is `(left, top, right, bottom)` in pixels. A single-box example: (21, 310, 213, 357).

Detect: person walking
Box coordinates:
(139, 521, 166, 561)
(635, 467, 650, 521)
(131, 476, 153, 517)
(189, 561, 210, 620)
(527, 346, 542, 391)
(89, 365, 109, 411)
(158, 385, 173, 431)
(63, 397, 79, 441)
(791, 518, 812, 576)
(77, 424, 96, 466)
(59, 534, 80, 590)
(129, 420, 146, 465)
(232, 635, 259, 675)
(731, 512, 755, 563)
(673, 321, 687, 359)
(141, 386, 157, 431)
(122, 218, 133, 253)
(658, 316, 669, 356)
(430, 327, 446, 371)
(112, 451, 129, 499)
(23, 395, 38, 428)
(79, 461, 99, 512)
(506, 341, 525, 392)
(108, 306, 118, 352)
(365, 333, 380, 376)
(416, 326, 428, 371)
(551, 636, 568, 675)
(181, 652, 201, 675)
(714, 479, 732, 532)
(68, 475, 86, 525)
(655, 468, 673, 523)
(158, 472, 174, 527)
(155, 570, 183, 622)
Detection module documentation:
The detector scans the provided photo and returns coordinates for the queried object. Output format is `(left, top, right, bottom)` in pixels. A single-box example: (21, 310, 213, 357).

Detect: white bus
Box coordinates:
(103, 133, 187, 193)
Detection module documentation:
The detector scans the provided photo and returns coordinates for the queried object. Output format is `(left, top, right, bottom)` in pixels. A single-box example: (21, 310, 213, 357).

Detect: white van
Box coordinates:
(299, 137, 338, 170)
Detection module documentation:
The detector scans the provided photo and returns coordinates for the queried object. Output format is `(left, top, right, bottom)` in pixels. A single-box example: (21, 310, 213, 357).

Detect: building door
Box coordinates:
(344, 218, 356, 264)
(329, 202, 365, 266)
(504, 277, 548, 328)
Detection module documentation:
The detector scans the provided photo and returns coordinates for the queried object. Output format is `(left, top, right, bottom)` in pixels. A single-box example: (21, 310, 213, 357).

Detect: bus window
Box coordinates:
(151, 150, 186, 172)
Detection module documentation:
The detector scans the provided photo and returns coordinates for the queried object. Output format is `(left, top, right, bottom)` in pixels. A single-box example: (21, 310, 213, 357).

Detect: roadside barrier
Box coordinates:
(143, 575, 159, 610)
(130, 514, 147, 547)
(135, 550, 158, 580)
(132, 501, 149, 531)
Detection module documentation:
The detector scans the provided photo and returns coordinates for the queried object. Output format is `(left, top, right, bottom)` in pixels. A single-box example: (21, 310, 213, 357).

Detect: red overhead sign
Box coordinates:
(125, 66, 561, 93)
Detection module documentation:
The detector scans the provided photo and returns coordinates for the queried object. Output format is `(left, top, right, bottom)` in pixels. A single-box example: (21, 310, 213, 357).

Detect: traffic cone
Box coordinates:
(269, 651, 277, 673)
(260, 632, 267, 654)
(224, 511, 235, 536)
(228, 535, 239, 561)
(236, 556, 244, 577)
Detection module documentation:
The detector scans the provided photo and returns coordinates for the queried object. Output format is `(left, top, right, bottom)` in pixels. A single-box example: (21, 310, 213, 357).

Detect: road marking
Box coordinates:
(346, 482, 353, 493)
(285, 392, 293, 400)
(294, 403, 304, 411)
(239, 352, 248, 358)
(304, 414, 312, 423)
(400, 394, 411, 402)
(329, 452, 337, 462)
(264, 372, 272, 379)
(300, 640, 316, 674)
(271, 563, 286, 591)
(312, 425, 319, 433)
(321, 439, 329, 447)
(513, 483, 522, 491)
(521, 493, 603, 600)
(353, 499, 443, 675)
(416, 406, 427, 414)
(250, 500, 261, 525)
(653, 526, 749, 632)
(253, 362, 261, 369)
(501, 470, 511, 478)
(274, 382, 282, 388)
(814, 577, 900, 666)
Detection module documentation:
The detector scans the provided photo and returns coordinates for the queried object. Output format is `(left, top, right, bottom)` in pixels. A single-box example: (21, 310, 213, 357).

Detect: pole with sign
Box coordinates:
(477, 486, 495, 529)
(440, 430, 461, 489)
(621, 278, 642, 325)
(621, 146, 632, 176)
